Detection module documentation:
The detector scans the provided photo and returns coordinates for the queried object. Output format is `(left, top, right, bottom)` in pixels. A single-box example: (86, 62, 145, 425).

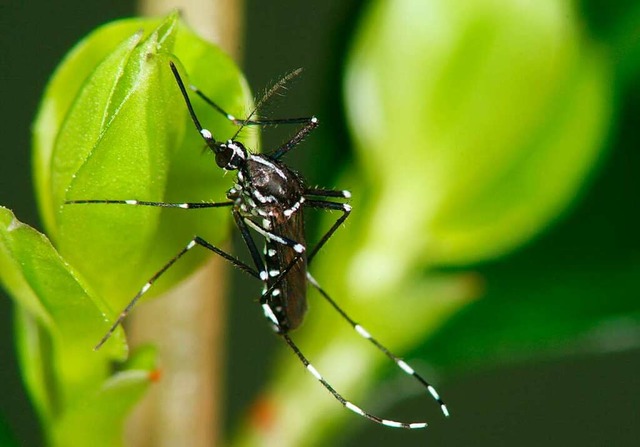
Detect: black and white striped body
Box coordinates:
(229, 152, 308, 332)
(262, 215, 307, 332)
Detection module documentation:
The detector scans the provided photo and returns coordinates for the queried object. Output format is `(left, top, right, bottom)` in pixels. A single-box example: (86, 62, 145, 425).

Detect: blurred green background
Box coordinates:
(1, 1, 639, 446)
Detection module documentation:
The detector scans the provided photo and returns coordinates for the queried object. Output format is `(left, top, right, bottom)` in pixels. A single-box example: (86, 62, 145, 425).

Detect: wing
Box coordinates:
(266, 211, 307, 332)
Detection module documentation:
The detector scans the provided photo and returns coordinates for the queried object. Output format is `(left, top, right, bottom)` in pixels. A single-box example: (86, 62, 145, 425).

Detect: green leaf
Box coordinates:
(2, 205, 158, 446)
(33, 20, 148, 236)
(24, 14, 252, 444)
(52, 15, 182, 305)
(53, 370, 154, 447)
(0, 206, 125, 424)
(344, 0, 613, 269)
(33, 14, 254, 312)
(13, 307, 54, 426)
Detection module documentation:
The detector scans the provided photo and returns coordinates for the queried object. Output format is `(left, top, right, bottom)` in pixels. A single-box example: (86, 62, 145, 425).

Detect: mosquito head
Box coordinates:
(215, 139, 247, 171)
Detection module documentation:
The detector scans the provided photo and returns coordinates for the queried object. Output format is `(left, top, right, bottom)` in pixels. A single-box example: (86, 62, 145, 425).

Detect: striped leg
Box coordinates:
(269, 117, 319, 160)
(94, 236, 257, 350)
(232, 213, 307, 330)
(65, 199, 233, 209)
(241, 216, 306, 301)
(186, 65, 311, 128)
(243, 218, 305, 255)
(170, 61, 315, 147)
(306, 272, 450, 420)
(281, 333, 429, 429)
(287, 187, 353, 265)
(231, 213, 279, 328)
(302, 198, 351, 264)
(304, 188, 352, 199)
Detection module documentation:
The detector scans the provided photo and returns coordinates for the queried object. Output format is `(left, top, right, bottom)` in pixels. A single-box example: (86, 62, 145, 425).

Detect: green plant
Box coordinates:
(1, 13, 253, 446)
(1, 1, 639, 446)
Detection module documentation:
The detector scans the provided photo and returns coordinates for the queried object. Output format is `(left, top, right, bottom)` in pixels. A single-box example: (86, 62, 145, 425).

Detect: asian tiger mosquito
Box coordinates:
(65, 61, 450, 429)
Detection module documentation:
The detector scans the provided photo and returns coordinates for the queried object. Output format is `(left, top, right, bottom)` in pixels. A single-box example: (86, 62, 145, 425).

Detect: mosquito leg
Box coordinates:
(191, 84, 314, 127)
(233, 212, 304, 330)
(65, 199, 233, 209)
(170, 61, 219, 148)
(281, 333, 431, 429)
(243, 217, 305, 255)
(94, 235, 257, 350)
(232, 210, 267, 278)
(304, 188, 352, 199)
(172, 61, 312, 128)
(305, 272, 450, 418)
(269, 116, 319, 160)
(241, 216, 306, 299)
(302, 190, 448, 416)
(302, 199, 351, 265)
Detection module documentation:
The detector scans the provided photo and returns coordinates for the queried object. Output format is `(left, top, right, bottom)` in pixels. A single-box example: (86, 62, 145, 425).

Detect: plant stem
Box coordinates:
(141, 0, 244, 58)
(126, 256, 228, 447)
(126, 1, 244, 446)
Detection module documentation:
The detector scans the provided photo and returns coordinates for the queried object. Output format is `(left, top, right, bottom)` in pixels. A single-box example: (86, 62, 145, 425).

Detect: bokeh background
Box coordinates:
(1, 1, 639, 446)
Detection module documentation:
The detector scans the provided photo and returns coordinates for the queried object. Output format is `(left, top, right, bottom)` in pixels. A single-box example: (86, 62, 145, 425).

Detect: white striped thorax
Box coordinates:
(284, 197, 305, 217)
(249, 154, 287, 180)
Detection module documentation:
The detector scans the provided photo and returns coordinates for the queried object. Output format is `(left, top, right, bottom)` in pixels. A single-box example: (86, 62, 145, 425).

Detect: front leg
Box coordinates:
(65, 199, 233, 209)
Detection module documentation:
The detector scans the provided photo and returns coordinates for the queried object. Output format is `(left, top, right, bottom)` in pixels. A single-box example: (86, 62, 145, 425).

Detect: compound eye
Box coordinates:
(215, 141, 246, 170)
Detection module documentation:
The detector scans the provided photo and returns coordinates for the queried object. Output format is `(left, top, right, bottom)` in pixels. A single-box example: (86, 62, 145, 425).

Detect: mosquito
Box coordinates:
(66, 61, 449, 428)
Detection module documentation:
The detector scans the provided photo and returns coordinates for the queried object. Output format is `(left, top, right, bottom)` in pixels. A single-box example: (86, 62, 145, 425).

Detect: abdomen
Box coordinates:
(264, 213, 307, 332)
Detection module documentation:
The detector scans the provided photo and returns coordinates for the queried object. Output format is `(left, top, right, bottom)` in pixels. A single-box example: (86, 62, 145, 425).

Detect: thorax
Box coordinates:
(229, 154, 306, 224)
